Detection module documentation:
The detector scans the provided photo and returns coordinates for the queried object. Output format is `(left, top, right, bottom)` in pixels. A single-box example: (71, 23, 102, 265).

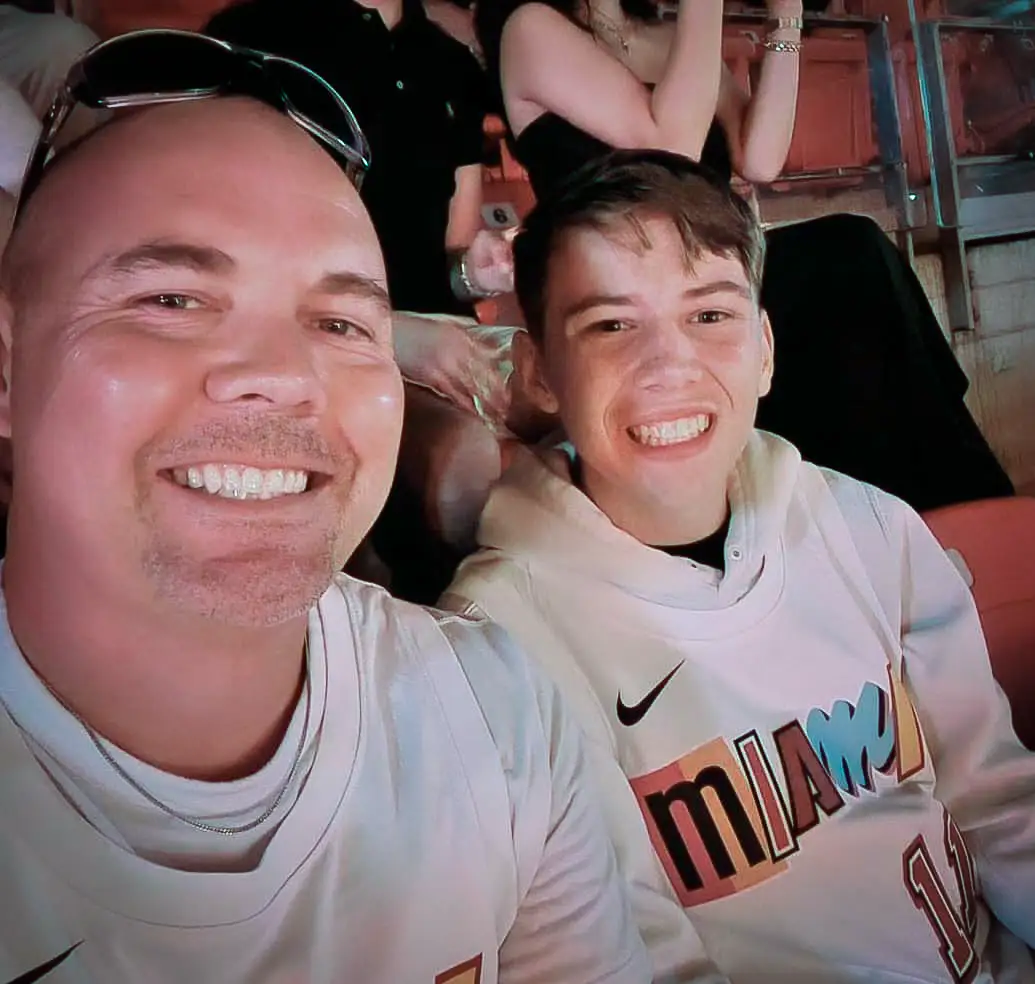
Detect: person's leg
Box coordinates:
(370, 319, 565, 603)
(399, 385, 504, 552)
(369, 384, 510, 604)
(0, 75, 39, 196)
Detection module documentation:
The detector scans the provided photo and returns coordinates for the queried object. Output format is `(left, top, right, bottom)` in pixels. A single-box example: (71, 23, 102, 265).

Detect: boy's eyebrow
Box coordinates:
(560, 279, 753, 320)
(684, 280, 754, 301)
(560, 292, 634, 321)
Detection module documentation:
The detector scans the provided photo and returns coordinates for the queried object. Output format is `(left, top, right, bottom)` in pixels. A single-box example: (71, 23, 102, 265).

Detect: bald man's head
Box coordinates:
(3, 98, 370, 315)
(0, 120, 107, 308)
(0, 96, 403, 628)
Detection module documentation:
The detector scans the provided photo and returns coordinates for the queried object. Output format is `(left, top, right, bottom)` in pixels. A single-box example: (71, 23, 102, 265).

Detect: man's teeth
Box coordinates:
(171, 464, 310, 500)
(630, 414, 711, 447)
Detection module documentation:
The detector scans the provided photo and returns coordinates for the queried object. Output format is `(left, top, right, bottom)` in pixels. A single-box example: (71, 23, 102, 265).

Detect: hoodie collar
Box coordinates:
(477, 430, 802, 610)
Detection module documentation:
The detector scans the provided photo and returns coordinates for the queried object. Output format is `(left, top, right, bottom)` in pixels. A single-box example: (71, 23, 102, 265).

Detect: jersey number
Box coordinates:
(903, 812, 980, 983)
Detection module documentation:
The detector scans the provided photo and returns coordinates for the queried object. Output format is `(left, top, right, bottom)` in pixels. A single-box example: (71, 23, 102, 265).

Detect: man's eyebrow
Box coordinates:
(83, 241, 237, 283)
(561, 279, 753, 320)
(79, 246, 392, 310)
(312, 270, 392, 310)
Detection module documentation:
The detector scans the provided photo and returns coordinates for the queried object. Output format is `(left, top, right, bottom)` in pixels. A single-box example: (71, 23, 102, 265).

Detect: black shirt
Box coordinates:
(205, 0, 488, 314)
(569, 453, 730, 571)
(655, 514, 730, 572)
(513, 112, 733, 203)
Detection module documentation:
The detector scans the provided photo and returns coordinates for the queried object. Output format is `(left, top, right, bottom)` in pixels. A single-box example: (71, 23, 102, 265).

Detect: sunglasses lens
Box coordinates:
(77, 33, 232, 103)
(264, 60, 367, 164)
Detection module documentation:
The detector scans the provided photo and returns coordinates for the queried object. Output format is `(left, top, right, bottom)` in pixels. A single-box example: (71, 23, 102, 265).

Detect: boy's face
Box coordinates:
(519, 215, 773, 539)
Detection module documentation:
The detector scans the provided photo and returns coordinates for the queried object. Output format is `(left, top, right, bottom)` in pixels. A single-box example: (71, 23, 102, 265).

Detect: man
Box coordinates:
(445, 151, 1035, 983)
(0, 40, 651, 982)
(205, 0, 509, 317)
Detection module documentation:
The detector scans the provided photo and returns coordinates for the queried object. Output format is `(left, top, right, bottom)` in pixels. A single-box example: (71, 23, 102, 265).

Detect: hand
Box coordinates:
(393, 312, 511, 429)
(463, 229, 516, 298)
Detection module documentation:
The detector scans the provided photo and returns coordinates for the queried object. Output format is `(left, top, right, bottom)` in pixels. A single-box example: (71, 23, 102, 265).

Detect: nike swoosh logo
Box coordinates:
(6, 943, 82, 984)
(616, 661, 685, 726)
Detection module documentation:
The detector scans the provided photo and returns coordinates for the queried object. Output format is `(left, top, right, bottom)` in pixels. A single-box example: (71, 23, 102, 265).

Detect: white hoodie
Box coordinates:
(445, 431, 1035, 984)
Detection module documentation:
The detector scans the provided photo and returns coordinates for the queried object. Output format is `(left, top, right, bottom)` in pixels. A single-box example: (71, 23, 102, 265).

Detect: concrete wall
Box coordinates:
(956, 238, 1035, 496)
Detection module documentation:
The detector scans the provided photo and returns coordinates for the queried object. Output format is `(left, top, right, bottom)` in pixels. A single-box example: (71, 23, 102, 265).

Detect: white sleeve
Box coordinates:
(895, 502, 1035, 944)
(442, 611, 651, 983)
(498, 650, 654, 984)
(0, 77, 39, 195)
(580, 737, 732, 984)
(444, 569, 727, 984)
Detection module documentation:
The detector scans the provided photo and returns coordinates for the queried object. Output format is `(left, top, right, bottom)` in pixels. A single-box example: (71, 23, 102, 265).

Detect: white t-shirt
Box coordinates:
(0, 574, 651, 984)
(446, 432, 1035, 984)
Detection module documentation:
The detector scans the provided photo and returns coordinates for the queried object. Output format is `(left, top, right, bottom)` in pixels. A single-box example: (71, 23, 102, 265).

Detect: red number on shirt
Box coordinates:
(944, 813, 979, 937)
(903, 816, 978, 984)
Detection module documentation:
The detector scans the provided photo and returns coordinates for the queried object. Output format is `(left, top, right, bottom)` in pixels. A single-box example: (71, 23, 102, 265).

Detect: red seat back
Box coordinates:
(923, 497, 1035, 750)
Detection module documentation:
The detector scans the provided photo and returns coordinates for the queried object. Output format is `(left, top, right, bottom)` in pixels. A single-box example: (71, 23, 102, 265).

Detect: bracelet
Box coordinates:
(767, 14, 804, 30)
(763, 35, 802, 52)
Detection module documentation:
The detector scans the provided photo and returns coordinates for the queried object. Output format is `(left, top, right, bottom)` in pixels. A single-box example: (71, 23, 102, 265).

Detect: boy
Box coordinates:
(445, 150, 1035, 983)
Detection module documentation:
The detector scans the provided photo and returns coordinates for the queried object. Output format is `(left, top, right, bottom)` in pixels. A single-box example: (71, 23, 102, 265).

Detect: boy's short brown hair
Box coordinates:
(513, 149, 766, 343)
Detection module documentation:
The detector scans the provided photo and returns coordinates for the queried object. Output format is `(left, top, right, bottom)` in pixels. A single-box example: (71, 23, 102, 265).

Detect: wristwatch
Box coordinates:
(451, 250, 501, 302)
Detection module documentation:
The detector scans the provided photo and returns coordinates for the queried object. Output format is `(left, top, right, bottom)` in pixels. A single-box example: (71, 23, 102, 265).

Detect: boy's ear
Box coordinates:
(512, 328, 560, 416)
(757, 310, 775, 399)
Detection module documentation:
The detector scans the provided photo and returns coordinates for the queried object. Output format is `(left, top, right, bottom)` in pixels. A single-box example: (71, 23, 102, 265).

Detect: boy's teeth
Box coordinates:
(170, 464, 310, 500)
(630, 414, 712, 447)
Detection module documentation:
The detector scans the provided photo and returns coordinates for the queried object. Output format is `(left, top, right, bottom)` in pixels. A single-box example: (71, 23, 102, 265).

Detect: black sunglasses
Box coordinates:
(15, 29, 372, 218)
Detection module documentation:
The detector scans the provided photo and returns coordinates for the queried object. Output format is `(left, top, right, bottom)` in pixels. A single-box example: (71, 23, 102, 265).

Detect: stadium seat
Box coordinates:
(922, 496, 1035, 750)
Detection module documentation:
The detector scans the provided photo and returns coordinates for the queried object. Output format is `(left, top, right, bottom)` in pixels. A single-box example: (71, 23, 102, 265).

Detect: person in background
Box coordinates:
(474, 0, 1013, 512)
(475, 0, 786, 200)
(445, 149, 1035, 984)
(206, 0, 510, 318)
(426, 0, 485, 63)
(0, 1, 98, 139)
(0, 76, 39, 197)
(0, 31, 652, 983)
(0, 71, 37, 557)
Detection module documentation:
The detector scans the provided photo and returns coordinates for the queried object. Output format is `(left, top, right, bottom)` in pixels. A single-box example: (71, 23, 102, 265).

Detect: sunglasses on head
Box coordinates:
(15, 29, 372, 218)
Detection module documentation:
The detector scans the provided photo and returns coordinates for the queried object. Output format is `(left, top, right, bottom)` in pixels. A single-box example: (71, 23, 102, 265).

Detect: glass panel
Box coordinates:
(754, 165, 914, 231)
(940, 24, 1035, 235)
(949, 27, 1035, 159)
(942, 0, 1035, 25)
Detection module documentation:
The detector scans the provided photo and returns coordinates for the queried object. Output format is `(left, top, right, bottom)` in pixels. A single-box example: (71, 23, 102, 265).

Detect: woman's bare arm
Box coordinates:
(501, 0, 723, 161)
(716, 7, 801, 183)
(621, 6, 801, 183)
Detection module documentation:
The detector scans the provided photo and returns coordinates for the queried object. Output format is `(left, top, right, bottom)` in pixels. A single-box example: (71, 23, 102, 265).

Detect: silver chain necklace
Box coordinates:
(589, 8, 630, 55)
(39, 637, 312, 837)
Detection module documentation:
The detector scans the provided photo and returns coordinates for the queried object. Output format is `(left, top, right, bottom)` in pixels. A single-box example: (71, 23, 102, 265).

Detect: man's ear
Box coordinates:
(512, 328, 560, 416)
(757, 309, 775, 399)
(0, 292, 14, 440)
